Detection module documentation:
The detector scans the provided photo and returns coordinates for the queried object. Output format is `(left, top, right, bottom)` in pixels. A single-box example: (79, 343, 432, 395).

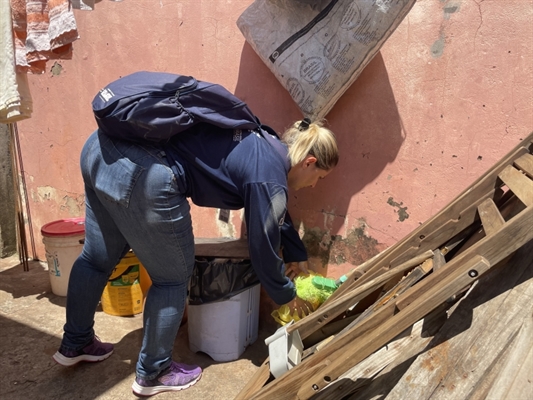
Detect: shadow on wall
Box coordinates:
(234, 44, 404, 270)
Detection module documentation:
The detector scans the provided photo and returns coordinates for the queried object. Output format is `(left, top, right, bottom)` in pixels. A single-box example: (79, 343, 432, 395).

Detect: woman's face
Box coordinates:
(288, 156, 333, 190)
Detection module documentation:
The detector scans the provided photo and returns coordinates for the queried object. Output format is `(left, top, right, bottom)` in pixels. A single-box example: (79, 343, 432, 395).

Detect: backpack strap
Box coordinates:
(258, 125, 291, 171)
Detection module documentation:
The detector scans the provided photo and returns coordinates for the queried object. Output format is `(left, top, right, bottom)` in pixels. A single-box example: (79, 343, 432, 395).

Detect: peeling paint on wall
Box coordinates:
(387, 196, 410, 222)
(60, 195, 84, 216)
(35, 186, 57, 202)
(33, 186, 84, 216)
(51, 62, 62, 76)
(302, 219, 382, 268)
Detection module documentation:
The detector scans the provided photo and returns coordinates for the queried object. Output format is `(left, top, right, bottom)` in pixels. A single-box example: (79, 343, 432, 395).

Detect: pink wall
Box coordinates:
(18, 0, 532, 284)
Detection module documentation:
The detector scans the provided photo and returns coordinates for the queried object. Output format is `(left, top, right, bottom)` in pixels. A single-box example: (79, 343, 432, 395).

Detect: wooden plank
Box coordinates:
(498, 165, 533, 206)
(501, 342, 533, 400)
(450, 194, 524, 258)
(385, 240, 533, 400)
(336, 251, 434, 296)
(396, 205, 532, 311)
(514, 152, 533, 178)
(194, 237, 249, 258)
(295, 256, 492, 399)
(340, 304, 450, 400)
(477, 198, 505, 236)
(486, 317, 533, 400)
(234, 358, 271, 400)
(433, 249, 447, 270)
(302, 315, 358, 351)
(340, 259, 434, 333)
(312, 319, 431, 400)
(379, 258, 433, 305)
(288, 250, 434, 341)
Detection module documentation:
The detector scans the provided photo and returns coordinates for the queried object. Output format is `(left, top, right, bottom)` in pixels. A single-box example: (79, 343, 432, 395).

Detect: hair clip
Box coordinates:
(298, 117, 311, 131)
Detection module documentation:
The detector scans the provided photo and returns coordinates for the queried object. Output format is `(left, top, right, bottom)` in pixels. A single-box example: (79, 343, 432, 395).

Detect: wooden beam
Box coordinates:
(514, 152, 533, 178)
(478, 198, 505, 236)
(291, 250, 434, 341)
(498, 165, 533, 207)
(295, 256, 491, 399)
(341, 259, 434, 332)
(384, 240, 533, 400)
(234, 358, 271, 400)
(194, 237, 249, 258)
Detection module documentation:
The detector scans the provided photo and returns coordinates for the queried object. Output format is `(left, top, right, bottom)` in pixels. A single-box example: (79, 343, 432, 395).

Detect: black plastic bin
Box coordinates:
(188, 257, 259, 305)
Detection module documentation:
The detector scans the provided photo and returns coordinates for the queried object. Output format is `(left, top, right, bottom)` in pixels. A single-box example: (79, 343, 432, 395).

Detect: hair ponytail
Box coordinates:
(282, 119, 339, 170)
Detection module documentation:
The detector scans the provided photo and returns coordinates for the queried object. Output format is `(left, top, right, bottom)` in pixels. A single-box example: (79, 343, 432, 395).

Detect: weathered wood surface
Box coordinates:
(311, 305, 451, 400)
(477, 198, 505, 236)
(249, 256, 489, 399)
(293, 250, 434, 341)
(514, 152, 533, 177)
(337, 258, 434, 338)
(486, 317, 533, 400)
(380, 240, 533, 400)
(234, 358, 271, 400)
(498, 165, 533, 206)
(194, 237, 249, 258)
(296, 256, 492, 399)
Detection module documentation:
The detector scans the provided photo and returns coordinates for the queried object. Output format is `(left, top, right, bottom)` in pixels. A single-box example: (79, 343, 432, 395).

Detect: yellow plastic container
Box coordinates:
(101, 251, 151, 316)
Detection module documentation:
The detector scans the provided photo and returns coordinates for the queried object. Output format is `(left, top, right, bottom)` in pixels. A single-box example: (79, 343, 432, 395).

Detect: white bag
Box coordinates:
(237, 0, 416, 119)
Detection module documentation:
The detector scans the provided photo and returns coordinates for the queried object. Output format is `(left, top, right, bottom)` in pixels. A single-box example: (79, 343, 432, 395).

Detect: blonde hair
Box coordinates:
(282, 119, 339, 170)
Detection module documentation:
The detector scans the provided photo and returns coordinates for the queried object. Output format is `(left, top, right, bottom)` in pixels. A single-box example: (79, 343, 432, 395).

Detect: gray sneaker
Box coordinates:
(132, 361, 202, 396)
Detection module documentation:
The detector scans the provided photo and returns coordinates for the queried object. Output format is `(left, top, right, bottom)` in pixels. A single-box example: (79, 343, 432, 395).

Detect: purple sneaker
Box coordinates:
(132, 361, 202, 396)
(53, 336, 114, 366)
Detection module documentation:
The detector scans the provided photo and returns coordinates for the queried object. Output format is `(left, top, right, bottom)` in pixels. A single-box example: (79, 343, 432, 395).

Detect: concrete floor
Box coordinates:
(0, 255, 271, 400)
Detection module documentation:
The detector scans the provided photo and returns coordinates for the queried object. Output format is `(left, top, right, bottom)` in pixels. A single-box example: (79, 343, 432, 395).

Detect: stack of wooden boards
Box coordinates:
(237, 131, 533, 400)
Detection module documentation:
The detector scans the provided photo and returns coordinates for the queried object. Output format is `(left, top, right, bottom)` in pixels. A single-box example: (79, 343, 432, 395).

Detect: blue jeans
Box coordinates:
(60, 130, 195, 380)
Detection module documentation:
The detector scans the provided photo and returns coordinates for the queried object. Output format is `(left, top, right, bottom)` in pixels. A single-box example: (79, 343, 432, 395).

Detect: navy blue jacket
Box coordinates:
(164, 123, 306, 305)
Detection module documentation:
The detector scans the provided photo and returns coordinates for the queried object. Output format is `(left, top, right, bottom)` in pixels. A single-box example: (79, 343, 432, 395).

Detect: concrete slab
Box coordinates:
(0, 256, 271, 399)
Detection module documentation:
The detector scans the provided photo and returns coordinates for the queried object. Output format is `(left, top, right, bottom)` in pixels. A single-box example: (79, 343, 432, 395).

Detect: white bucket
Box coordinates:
(41, 218, 85, 297)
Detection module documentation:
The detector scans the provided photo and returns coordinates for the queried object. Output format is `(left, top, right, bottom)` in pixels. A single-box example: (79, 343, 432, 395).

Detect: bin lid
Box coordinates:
(41, 218, 85, 237)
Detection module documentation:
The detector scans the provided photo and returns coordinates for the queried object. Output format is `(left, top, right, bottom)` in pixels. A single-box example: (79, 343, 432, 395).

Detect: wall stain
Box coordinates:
(431, 2, 461, 58)
(51, 62, 62, 76)
(443, 2, 460, 21)
(387, 196, 410, 222)
(431, 33, 445, 58)
(301, 220, 382, 267)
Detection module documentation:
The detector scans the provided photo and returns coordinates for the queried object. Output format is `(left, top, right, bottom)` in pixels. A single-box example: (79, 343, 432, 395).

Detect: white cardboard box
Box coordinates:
(188, 284, 260, 362)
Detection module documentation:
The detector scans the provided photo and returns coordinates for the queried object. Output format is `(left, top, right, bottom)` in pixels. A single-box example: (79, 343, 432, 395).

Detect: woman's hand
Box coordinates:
(285, 261, 310, 281)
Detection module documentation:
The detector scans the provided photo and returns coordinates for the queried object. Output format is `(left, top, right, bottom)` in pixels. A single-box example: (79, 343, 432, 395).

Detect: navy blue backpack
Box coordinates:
(92, 71, 262, 143)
